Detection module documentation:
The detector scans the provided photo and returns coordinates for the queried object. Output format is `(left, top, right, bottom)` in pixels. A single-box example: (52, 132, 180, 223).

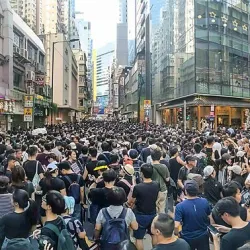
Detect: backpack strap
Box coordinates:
(44, 223, 60, 236)
(101, 153, 110, 164)
(102, 208, 112, 221)
(76, 175, 80, 184)
(118, 208, 127, 219)
(65, 175, 73, 185)
(120, 179, 132, 189)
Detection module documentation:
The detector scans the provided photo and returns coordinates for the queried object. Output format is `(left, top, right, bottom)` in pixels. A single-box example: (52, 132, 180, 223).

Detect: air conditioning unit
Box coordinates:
(13, 46, 20, 54)
(27, 86, 35, 94)
(26, 70, 35, 81)
(20, 48, 28, 59)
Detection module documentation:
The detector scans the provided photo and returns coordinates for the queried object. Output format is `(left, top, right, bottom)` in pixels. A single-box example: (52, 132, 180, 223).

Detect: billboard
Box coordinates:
(96, 96, 109, 114)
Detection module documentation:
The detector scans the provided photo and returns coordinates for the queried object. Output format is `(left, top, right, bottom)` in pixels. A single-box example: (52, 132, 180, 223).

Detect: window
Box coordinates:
(13, 33, 20, 47)
(0, 17, 3, 36)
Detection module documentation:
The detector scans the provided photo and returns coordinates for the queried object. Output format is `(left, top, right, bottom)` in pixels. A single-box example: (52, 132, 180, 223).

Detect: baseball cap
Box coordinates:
(203, 165, 214, 179)
(185, 155, 196, 162)
(184, 180, 199, 196)
(69, 142, 77, 150)
(237, 150, 245, 158)
(228, 165, 242, 175)
(222, 153, 232, 161)
(47, 162, 58, 172)
(128, 149, 138, 159)
(122, 164, 134, 176)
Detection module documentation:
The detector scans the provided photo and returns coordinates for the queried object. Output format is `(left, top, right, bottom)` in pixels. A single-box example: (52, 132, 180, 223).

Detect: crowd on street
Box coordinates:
(0, 121, 250, 250)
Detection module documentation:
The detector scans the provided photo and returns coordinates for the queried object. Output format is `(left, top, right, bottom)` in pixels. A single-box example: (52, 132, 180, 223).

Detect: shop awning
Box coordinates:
(158, 96, 250, 110)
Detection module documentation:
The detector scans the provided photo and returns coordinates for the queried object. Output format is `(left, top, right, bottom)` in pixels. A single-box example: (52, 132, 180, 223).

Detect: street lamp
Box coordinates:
(51, 39, 79, 125)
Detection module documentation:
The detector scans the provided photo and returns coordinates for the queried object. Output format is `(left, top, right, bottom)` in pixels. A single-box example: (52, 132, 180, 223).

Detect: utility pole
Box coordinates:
(184, 100, 187, 133)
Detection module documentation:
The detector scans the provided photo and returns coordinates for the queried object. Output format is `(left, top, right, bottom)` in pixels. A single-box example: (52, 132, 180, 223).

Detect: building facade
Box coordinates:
(94, 43, 115, 115)
(42, 0, 63, 34)
(155, 0, 250, 129)
(41, 33, 78, 123)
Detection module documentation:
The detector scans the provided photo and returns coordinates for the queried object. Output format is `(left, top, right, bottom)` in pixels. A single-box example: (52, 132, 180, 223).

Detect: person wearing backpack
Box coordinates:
(116, 164, 135, 198)
(95, 186, 138, 250)
(58, 162, 85, 221)
(0, 189, 38, 249)
(62, 196, 87, 250)
(128, 149, 143, 184)
(127, 164, 160, 250)
(33, 190, 76, 250)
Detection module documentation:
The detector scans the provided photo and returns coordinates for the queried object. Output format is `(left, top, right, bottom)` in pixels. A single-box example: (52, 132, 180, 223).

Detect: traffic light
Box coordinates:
(186, 107, 191, 121)
(177, 108, 183, 122)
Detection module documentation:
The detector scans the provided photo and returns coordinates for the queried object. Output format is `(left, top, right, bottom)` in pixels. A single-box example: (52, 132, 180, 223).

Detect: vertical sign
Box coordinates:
(24, 95, 34, 122)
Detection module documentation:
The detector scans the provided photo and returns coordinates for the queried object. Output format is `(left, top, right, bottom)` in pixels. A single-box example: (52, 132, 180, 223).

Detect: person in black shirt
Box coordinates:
(228, 165, 245, 188)
(58, 161, 84, 221)
(97, 142, 112, 164)
(88, 169, 116, 223)
(203, 165, 222, 206)
(23, 145, 44, 182)
(4, 155, 17, 183)
(212, 197, 250, 250)
(128, 163, 160, 250)
(83, 147, 98, 182)
(0, 189, 38, 248)
(151, 213, 190, 250)
(211, 181, 249, 229)
(116, 164, 135, 198)
(33, 191, 66, 250)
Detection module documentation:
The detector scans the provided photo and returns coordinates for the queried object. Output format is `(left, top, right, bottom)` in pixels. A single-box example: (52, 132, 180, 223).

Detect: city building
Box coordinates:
(94, 43, 115, 115)
(150, 0, 166, 34)
(154, 0, 250, 130)
(41, 0, 63, 34)
(75, 12, 93, 100)
(0, 0, 50, 130)
(73, 49, 91, 117)
(41, 33, 78, 123)
(10, 0, 39, 32)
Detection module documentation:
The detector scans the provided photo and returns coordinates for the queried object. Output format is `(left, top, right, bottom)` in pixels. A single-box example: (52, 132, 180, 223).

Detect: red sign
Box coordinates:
(210, 111, 215, 116)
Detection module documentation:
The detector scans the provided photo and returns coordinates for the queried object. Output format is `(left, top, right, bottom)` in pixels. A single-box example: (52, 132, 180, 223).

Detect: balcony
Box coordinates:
(35, 63, 45, 74)
(13, 45, 30, 63)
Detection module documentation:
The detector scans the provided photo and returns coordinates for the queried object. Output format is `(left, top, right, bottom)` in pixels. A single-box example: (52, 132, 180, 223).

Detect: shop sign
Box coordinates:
(216, 107, 229, 116)
(144, 100, 151, 110)
(24, 95, 34, 108)
(24, 108, 33, 122)
(0, 100, 15, 113)
(210, 111, 215, 116)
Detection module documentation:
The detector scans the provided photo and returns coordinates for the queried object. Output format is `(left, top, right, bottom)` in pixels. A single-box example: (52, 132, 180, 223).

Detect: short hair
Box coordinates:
(153, 213, 174, 238)
(214, 197, 240, 217)
(89, 147, 97, 157)
(7, 155, 16, 163)
(222, 181, 240, 198)
(103, 169, 117, 183)
(169, 147, 178, 157)
(207, 137, 214, 145)
(46, 190, 65, 215)
(193, 143, 202, 154)
(106, 187, 126, 206)
(141, 163, 153, 178)
(81, 145, 88, 155)
(0, 176, 9, 193)
(101, 142, 110, 151)
(151, 148, 162, 161)
(27, 145, 38, 156)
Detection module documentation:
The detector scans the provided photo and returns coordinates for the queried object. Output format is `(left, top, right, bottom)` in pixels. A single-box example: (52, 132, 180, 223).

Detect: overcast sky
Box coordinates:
(75, 0, 118, 49)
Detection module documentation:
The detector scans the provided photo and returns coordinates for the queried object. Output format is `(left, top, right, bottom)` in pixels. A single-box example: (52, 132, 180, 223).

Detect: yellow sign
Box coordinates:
(144, 100, 151, 110)
(24, 95, 34, 102)
(24, 108, 33, 116)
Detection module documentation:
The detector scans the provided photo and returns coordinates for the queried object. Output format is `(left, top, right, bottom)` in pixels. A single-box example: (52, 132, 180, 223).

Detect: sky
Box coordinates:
(75, 0, 118, 49)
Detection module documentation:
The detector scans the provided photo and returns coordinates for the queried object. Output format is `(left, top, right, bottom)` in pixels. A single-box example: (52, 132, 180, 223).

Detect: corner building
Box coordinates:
(156, 0, 250, 129)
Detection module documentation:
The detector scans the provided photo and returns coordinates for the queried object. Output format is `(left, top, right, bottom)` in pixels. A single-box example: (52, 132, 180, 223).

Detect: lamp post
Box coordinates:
(50, 38, 79, 125)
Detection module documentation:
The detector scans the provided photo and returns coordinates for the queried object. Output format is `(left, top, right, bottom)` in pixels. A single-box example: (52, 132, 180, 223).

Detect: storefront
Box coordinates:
(158, 96, 250, 130)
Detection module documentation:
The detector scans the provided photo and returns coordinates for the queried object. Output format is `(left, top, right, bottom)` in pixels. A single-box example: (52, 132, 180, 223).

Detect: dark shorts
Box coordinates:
(133, 213, 156, 239)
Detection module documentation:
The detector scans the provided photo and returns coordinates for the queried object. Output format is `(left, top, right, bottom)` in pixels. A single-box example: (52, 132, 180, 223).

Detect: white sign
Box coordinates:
(24, 115, 33, 122)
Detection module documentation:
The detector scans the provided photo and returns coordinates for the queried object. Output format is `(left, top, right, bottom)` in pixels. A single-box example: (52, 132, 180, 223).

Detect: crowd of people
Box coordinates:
(0, 121, 250, 250)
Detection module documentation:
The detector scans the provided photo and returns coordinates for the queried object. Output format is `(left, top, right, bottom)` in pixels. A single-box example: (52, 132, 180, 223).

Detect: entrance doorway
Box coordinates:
(217, 115, 229, 127)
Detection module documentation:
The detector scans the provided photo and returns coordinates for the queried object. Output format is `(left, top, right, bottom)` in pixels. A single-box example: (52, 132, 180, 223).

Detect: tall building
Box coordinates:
(41, 0, 63, 34)
(116, 0, 128, 66)
(154, 0, 250, 129)
(95, 43, 115, 115)
(75, 12, 93, 99)
(10, 0, 42, 33)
